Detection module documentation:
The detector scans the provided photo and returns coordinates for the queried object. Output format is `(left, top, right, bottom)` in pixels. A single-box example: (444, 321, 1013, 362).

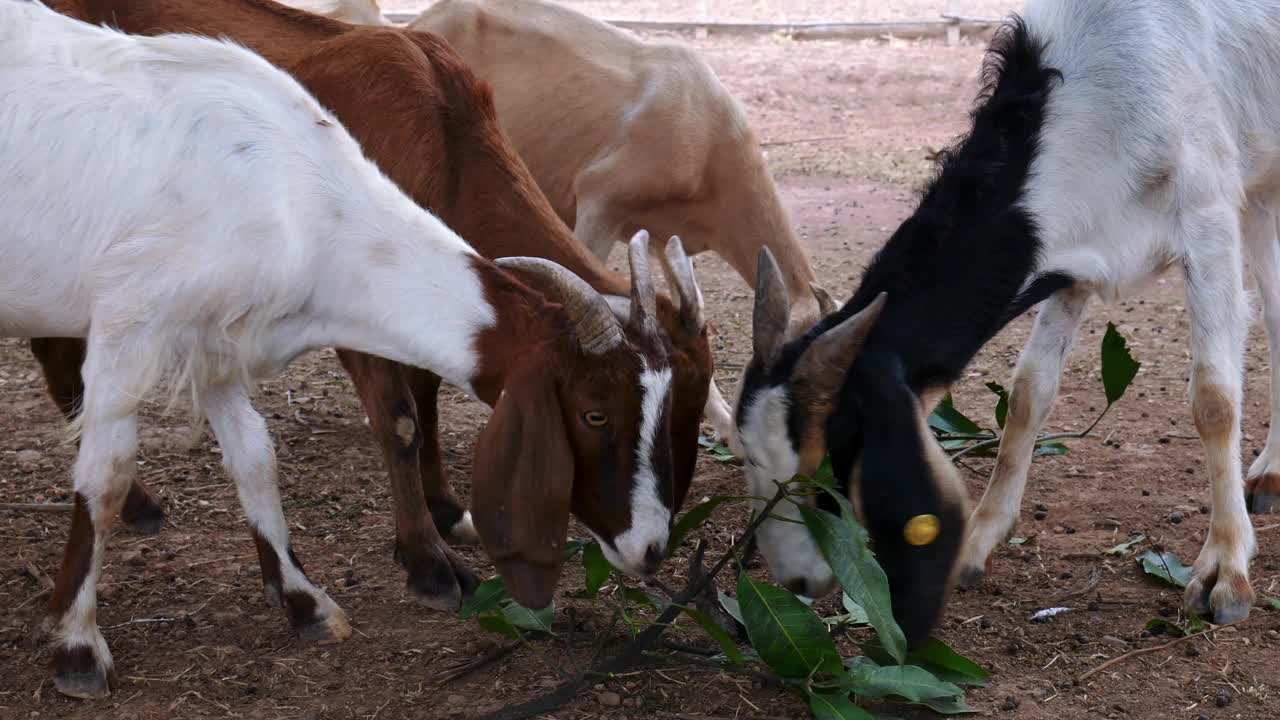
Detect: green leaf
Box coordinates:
(1266, 596, 1280, 611)
(459, 578, 508, 619)
(477, 613, 521, 639)
(736, 573, 842, 679)
(667, 496, 744, 557)
(1144, 617, 1187, 637)
(914, 697, 978, 715)
(562, 538, 589, 561)
(698, 435, 740, 464)
(808, 691, 875, 720)
(928, 394, 982, 435)
(1104, 534, 1146, 556)
(719, 590, 745, 627)
(502, 600, 555, 635)
(1101, 322, 1141, 406)
(581, 542, 612, 598)
(1033, 441, 1069, 457)
(846, 663, 963, 702)
(622, 587, 669, 613)
(1137, 549, 1193, 588)
(986, 382, 1009, 430)
(800, 506, 906, 663)
(840, 594, 870, 626)
(904, 638, 989, 686)
(682, 607, 745, 666)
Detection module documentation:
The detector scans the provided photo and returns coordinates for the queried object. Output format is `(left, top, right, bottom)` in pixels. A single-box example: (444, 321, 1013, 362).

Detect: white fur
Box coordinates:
(733, 384, 832, 595)
(960, 0, 1279, 619)
(600, 365, 674, 576)
(278, 0, 391, 25)
(3, 0, 495, 679)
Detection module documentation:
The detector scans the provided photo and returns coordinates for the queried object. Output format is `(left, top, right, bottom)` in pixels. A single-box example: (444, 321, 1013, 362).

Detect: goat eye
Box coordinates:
(583, 411, 608, 427)
(903, 514, 940, 546)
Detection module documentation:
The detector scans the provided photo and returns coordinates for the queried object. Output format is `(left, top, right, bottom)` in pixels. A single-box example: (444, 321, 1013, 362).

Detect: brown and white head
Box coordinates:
(471, 231, 681, 608)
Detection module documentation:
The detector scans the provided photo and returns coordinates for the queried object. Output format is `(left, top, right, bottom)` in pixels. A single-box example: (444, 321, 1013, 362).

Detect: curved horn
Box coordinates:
(659, 236, 705, 334)
(811, 282, 838, 316)
(627, 230, 659, 336)
(496, 256, 623, 355)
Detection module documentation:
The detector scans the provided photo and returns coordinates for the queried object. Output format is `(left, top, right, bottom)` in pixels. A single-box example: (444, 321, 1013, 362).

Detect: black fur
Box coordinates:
(745, 18, 1071, 646)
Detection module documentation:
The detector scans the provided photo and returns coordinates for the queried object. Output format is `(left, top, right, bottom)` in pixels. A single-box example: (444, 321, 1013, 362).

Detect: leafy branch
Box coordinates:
(930, 322, 1140, 461)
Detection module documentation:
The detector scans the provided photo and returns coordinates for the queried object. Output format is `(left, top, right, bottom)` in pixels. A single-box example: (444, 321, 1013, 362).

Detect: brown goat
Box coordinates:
(43, 0, 712, 612)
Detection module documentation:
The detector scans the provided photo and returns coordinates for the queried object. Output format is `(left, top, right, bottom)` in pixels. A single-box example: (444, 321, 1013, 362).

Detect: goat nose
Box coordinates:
(642, 542, 665, 575)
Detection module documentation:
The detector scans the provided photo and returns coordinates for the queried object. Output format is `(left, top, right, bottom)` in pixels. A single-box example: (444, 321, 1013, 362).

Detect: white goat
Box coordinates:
(733, 0, 1280, 645)
(2, 0, 672, 698)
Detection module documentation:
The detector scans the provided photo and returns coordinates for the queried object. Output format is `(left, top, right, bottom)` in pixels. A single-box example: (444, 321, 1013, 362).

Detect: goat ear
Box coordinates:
(795, 292, 887, 393)
(470, 368, 573, 610)
(752, 248, 791, 366)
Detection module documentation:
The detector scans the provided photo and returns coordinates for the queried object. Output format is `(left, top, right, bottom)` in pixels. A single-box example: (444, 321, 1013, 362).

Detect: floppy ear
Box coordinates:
(470, 367, 573, 610)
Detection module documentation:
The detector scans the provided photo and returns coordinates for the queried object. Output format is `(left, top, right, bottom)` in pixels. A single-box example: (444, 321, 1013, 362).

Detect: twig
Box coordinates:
(643, 651, 785, 688)
(1077, 614, 1272, 682)
(428, 641, 521, 686)
(478, 486, 791, 720)
(1055, 564, 1103, 601)
(760, 135, 848, 148)
(0, 503, 72, 513)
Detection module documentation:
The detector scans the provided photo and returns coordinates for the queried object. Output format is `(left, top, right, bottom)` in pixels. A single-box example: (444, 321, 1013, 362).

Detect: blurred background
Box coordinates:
(381, 1, 1019, 24)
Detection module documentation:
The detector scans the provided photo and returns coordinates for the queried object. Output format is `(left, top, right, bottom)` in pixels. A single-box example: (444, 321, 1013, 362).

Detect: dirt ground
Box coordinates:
(4, 19, 1280, 720)
(382, 0, 1020, 23)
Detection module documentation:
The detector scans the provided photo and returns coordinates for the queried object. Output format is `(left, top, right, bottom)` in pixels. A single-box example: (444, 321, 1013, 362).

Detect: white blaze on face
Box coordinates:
(736, 383, 835, 597)
(599, 364, 673, 576)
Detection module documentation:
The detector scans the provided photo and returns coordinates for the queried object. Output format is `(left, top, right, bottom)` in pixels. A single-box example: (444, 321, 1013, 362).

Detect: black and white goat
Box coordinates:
(734, 0, 1280, 646)
(1, 0, 675, 698)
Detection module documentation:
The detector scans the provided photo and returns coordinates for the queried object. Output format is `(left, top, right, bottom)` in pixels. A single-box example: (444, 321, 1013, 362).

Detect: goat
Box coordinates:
(279, 0, 390, 25)
(48, 0, 714, 601)
(4, 0, 677, 698)
(733, 0, 1280, 647)
(407, 0, 826, 435)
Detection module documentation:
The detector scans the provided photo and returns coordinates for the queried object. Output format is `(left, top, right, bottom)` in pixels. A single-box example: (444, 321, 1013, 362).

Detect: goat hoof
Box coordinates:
(956, 565, 986, 589)
(1245, 473, 1280, 514)
(120, 487, 164, 535)
(404, 553, 473, 612)
(428, 497, 478, 545)
(53, 646, 115, 699)
(1185, 568, 1254, 624)
(298, 609, 352, 645)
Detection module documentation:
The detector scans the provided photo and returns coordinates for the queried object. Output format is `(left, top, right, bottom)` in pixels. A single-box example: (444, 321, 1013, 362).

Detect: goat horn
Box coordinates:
(627, 230, 659, 336)
(752, 247, 790, 366)
(659, 236, 704, 334)
(811, 282, 838, 316)
(496, 256, 623, 355)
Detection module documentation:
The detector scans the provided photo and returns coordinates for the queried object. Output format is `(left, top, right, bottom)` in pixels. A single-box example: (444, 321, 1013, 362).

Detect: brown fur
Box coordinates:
(1192, 378, 1236, 445)
(411, 0, 821, 334)
(43, 0, 711, 604)
(47, 494, 95, 619)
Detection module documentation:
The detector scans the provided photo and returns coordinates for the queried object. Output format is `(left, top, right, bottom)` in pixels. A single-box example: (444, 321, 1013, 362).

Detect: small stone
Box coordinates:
(1169, 511, 1184, 524)
(979, 617, 993, 630)
(1158, 606, 1171, 617)
(1035, 503, 1049, 512)
(1059, 571, 1073, 580)
(1101, 635, 1127, 650)
(1001, 695, 1020, 712)
(1053, 525, 1066, 534)
(1142, 489, 1151, 495)
(1184, 643, 1200, 657)
(622, 698, 639, 708)
(1088, 600, 1101, 611)
(598, 691, 622, 707)
(1216, 688, 1232, 707)
(1033, 510, 1048, 521)
(1199, 505, 1210, 514)
(1073, 632, 1089, 644)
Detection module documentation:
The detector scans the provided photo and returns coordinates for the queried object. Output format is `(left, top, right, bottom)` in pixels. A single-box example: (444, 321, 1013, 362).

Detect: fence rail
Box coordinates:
(382, 12, 1002, 43)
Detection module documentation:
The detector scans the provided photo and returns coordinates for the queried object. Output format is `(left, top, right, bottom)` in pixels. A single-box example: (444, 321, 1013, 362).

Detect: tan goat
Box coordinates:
(408, 0, 826, 435)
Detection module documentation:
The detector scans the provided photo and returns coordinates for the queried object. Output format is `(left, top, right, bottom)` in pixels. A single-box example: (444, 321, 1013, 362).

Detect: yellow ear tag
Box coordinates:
(904, 514, 941, 546)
